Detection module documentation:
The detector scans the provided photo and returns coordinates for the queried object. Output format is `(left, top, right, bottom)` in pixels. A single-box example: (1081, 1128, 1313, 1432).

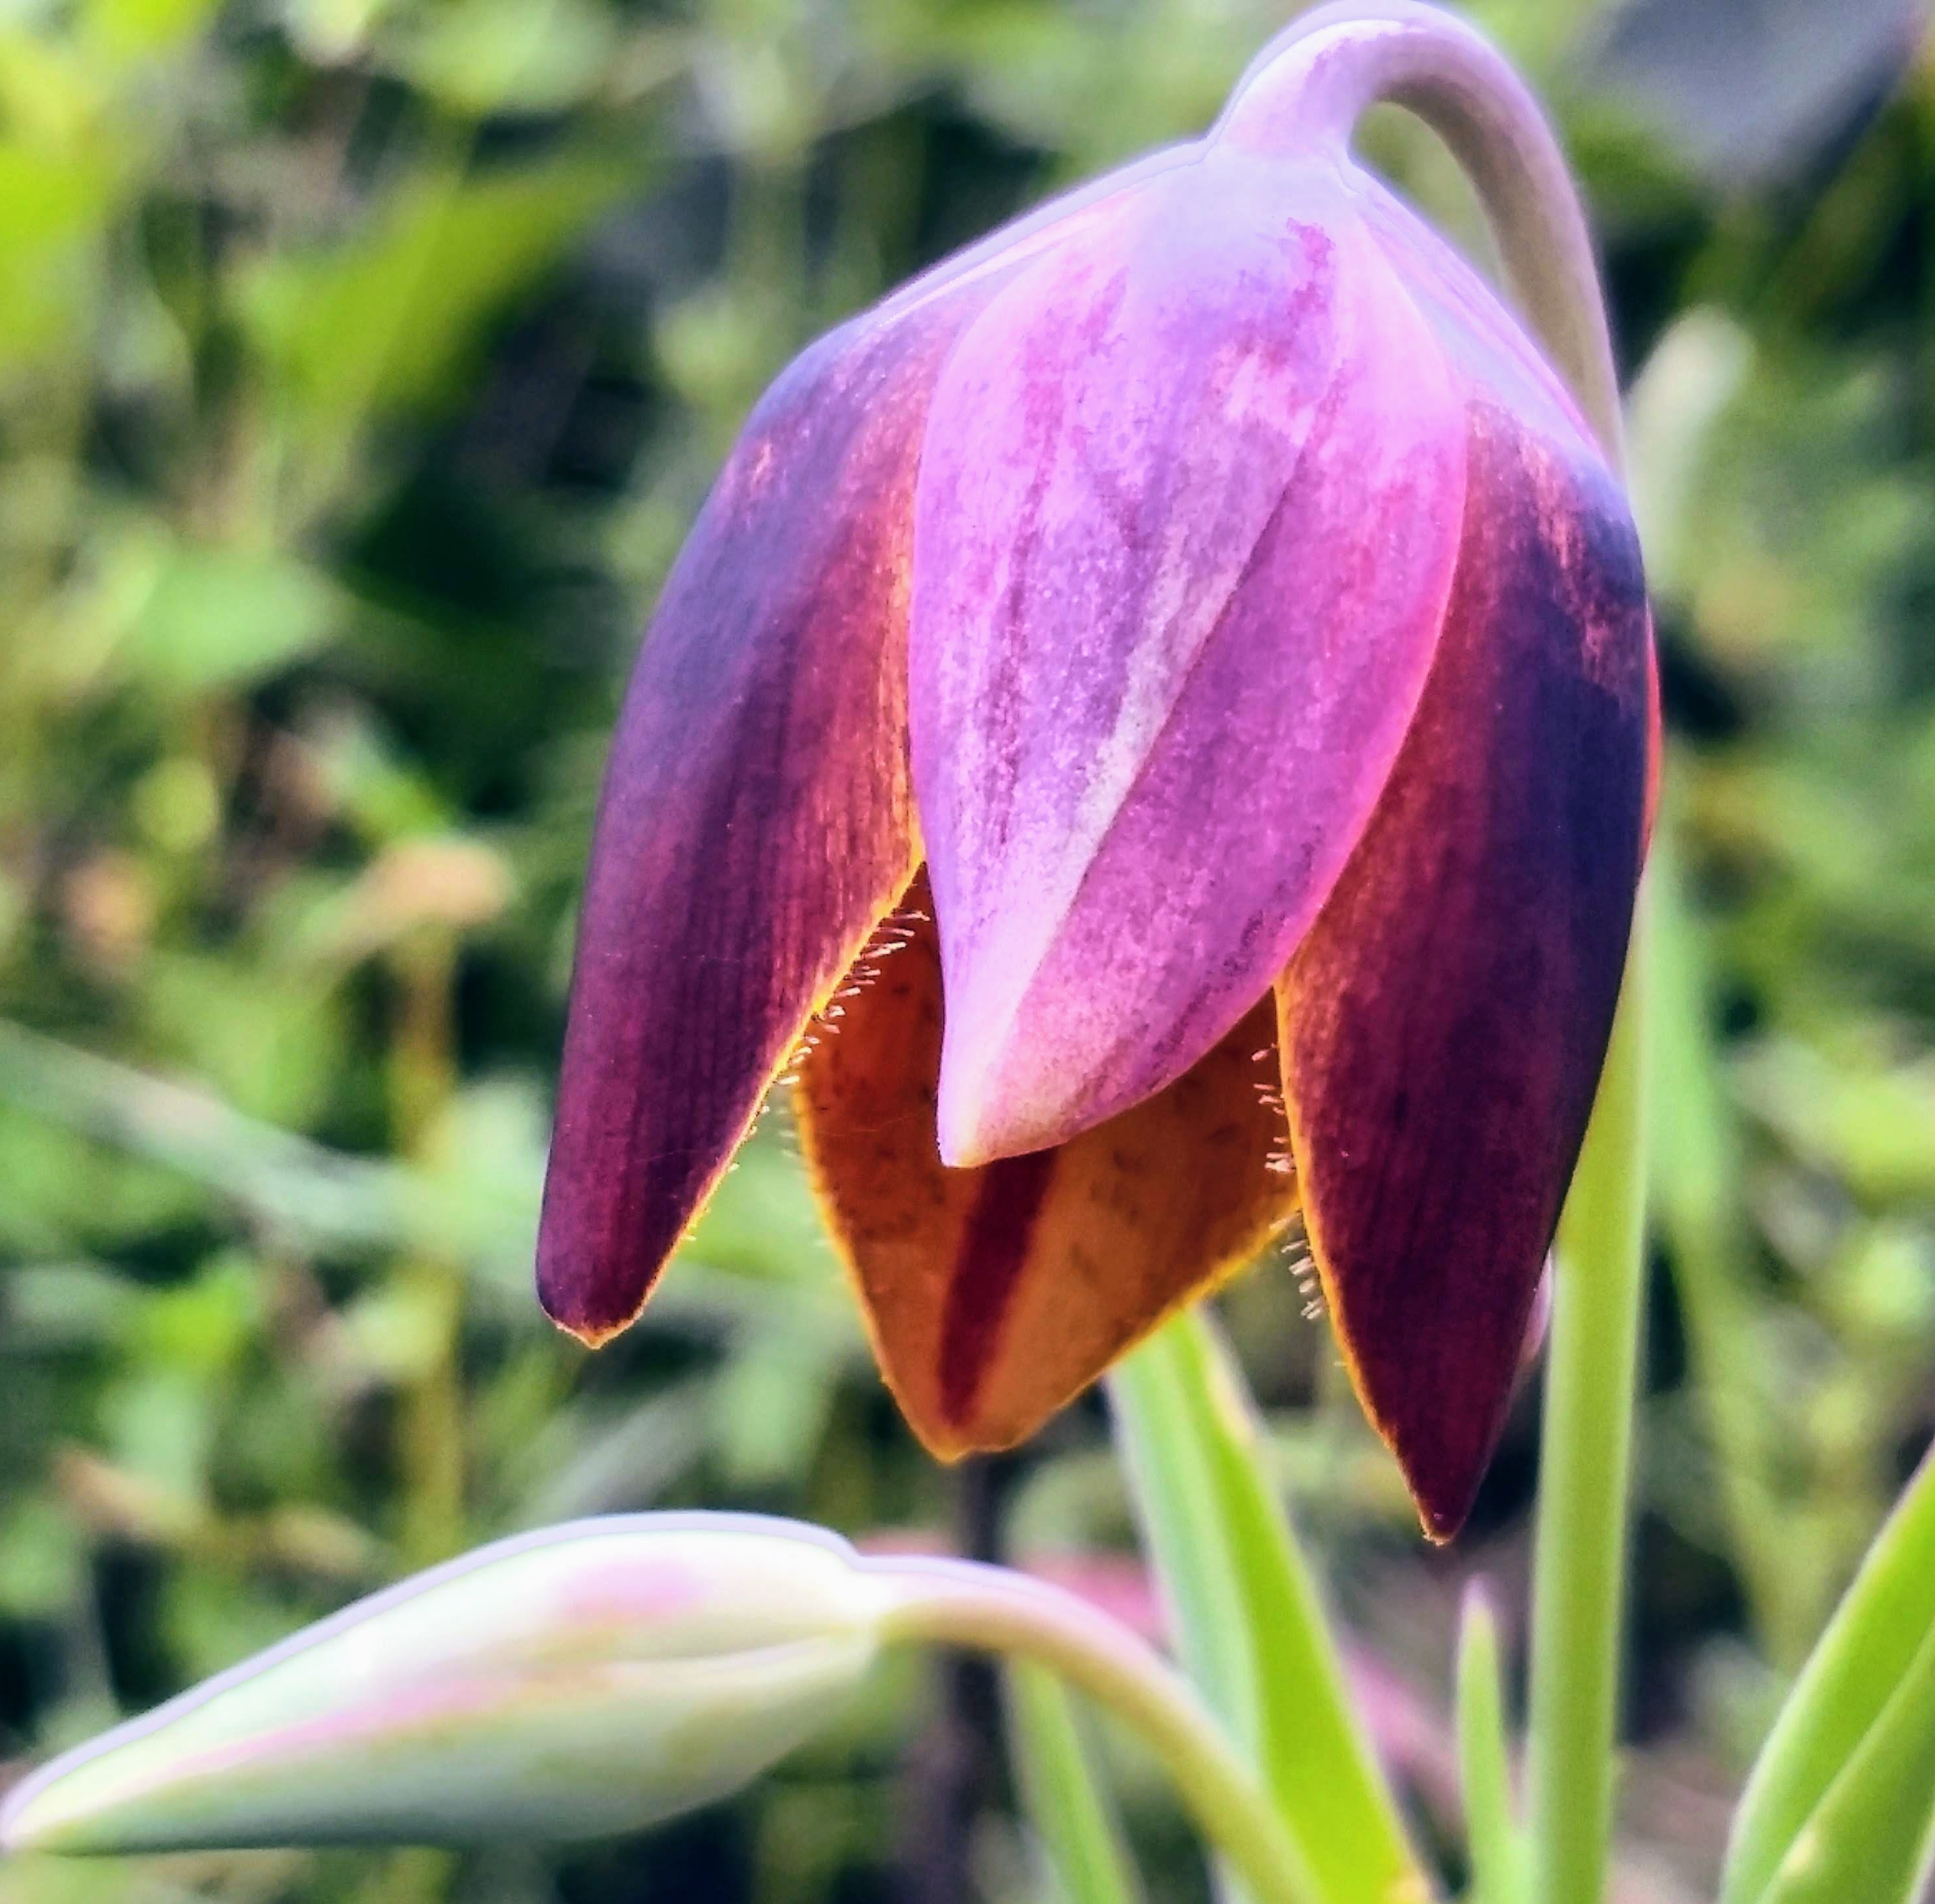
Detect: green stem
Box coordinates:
(390, 927, 465, 1570)
(1528, 910, 1651, 1904)
(877, 1563, 1319, 1904)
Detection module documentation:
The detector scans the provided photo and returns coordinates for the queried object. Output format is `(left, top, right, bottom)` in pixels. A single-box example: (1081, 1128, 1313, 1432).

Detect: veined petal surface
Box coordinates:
(1277, 392, 1650, 1541)
(1354, 176, 1666, 845)
(911, 149, 1467, 1167)
(793, 875, 1295, 1456)
(537, 296, 973, 1343)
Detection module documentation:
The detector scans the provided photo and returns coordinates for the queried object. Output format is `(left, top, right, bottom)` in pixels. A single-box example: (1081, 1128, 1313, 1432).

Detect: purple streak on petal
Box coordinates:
(939, 1149, 1060, 1427)
(910, 151, 1468, 1164)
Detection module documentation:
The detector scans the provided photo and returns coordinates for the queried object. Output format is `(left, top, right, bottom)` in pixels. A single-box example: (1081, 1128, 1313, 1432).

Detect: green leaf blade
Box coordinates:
(1455, 1583, 1524, 1904)
(1006, 1664, 1144, 1904)
(1757, 1617, 1935, 1904)
(1108, 1310, 1422, 1904)
(1722, 1449, 1935, 1904)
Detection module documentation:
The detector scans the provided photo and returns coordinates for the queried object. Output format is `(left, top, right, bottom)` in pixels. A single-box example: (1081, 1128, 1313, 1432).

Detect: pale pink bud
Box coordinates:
(0, 1515, 887, 1854)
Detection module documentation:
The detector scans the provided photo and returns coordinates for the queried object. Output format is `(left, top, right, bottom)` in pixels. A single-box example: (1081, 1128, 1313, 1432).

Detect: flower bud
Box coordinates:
(1, 1514, 888, 1854)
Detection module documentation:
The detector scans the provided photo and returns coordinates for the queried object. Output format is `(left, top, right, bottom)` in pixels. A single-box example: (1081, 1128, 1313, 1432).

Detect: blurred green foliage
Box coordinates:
(0, 0, 1930, 1899)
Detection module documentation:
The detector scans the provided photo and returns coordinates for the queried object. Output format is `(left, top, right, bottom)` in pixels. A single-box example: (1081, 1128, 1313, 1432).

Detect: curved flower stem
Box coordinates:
(1218, 0, 1624, 462)
(873, 1559, 1321, 1904)
(1229, 10, 1647, 1904)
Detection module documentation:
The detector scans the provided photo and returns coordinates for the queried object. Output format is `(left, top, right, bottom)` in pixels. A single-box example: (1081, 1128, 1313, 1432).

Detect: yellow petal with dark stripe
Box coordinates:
(795, 875, 1296, 1455)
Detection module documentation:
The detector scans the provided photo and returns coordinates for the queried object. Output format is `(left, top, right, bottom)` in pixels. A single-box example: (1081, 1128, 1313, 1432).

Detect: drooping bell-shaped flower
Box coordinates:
(538, 2, 1654, 1539)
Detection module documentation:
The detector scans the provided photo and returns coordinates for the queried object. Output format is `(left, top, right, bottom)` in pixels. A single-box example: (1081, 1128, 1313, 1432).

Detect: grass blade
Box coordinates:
(1649, 840, 1797, 1659)
(1756, 1617, 1935, 1904)
(1456, 1583, 1524, 1904)
(1722, 1448, 1935, 1904)
(1108, 1310, 1421, 1904)
(1007, 1664, 1144, 1904)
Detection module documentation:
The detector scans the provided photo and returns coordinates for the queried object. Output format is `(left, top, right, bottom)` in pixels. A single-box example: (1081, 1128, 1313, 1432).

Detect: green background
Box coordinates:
(0, 0, 1930, 1898)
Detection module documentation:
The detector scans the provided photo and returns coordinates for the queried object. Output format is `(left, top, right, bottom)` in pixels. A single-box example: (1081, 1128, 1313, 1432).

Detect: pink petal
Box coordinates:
(1351, 167, 1595, 452)
(909, 148, 1468, 1167)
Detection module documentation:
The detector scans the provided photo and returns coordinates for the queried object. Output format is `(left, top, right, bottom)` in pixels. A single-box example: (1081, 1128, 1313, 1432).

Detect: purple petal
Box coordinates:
(909, 149, 1468, 1167)
(1263, 159, 1655, 1539)
(537, 292, 976, 1343)
(1277, 392, 1650, 1542)
(537, 136, 1229, 1345)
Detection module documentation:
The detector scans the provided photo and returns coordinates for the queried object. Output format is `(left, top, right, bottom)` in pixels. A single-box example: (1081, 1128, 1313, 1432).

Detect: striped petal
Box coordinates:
(793, 874, 1295, 1456)
(536, 294, 979, 1344)
(1277, 392, 1650, 1541)
(910, 148, 1467, 1169)
(537, 139, 1220, 1347)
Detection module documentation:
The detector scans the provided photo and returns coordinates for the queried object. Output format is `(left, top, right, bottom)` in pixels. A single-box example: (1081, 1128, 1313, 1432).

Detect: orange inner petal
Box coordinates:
(793, 872, 1297, 1456)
